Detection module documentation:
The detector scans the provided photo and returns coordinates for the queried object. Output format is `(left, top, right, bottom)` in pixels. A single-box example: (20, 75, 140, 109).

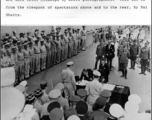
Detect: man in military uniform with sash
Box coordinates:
(129, 39, 139, 69)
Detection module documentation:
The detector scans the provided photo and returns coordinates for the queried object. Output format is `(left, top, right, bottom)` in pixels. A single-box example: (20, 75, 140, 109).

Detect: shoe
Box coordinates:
(125, 76, 127, 79)
(139, 72, 143, 74)
(143, 73, 146, 75)
(121, 75, 124, 77)
(133, 68, 135, 70)
(129, 67, 132, 69)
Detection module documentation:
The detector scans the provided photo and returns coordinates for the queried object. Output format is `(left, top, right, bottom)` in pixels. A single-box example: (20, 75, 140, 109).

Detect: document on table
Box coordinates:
(103, 84, 115, 91)
(76, 80, 89, 86)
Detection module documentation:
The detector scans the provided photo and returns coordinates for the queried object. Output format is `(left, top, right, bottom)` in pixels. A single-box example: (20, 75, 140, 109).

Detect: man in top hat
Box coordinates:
(77, 89, 87, 101)
(23, 42, 30, 78)
(12, 46, 19, 82)
(88, 96, 109, 120)
(54, 83, 70, 111)
(40, 39, 47, 70)
(28, 40, 35, 75)
(76, 100, 88, 120)
(33, 38, 41, 73)
(98, 58, 110, 83)
(40, 81, 50, 104)
(61, 61, 76, 100)
(94, 40, 106, 70)
(64, 29, 69, 60)
(100, 90, 112, 115)
(85, 70, 104, 111)
(105, 39, 115, 70)
(64, 95, 81, 119)
(41, 89, 63, 117)
(129, 39, 139, 69)
(80, 26, 87, 50)
(139, 42, 150, 75)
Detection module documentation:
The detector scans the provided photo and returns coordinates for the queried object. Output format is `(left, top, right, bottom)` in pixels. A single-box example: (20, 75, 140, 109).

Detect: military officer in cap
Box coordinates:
(85, 70, 104, 111)
(76, 100, 88, 120)
(129, 39, 139, 69)
(77, 89, 87, 101)
(49, 108, 64, 120)
(40, 81, 50, 104)
(52, 35, 58, 65)
(81, 26, 87, 50)
(33, 38, 41, 73)
(76, 28, 81, 53)
(34, 29, 39, 38)
(64, 29, 69, 59)
(12, 46, 19, 82)
(100, 90, 112, 115)
(88, 96, 109, 120)
(64, 95, 81, 119)
(45, 36, 52, 68)
(54, 35, 61, 63)
(68, 31, 74, 58)
(28, 40, 35, 75)
(11, 38, 18, 52)
(62, 61, 76, 100)
(25, 94, 40, 120)
(41, 89, 62, 117)
(5, 47, 15, 67)
(23, 42, 30, 79)
(139, 42, 150, 75)
(40, 39, 47, 70)
(98, 58, 110, 83)
(94, 41, 106, 70)
(60, 34, 66, 61)
(34, 89, 44, 115)
(17, 44, 25, 81)
(54, 83, 70, 111)
(119, 45, 130, 79)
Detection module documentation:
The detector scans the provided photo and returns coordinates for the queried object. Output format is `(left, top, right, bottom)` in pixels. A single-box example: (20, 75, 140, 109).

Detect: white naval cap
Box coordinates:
(93, 70, 101, 77)
(48, 89, 61, 99)
(66, 61, 74, 66)
(19, 81, 27, 87)
(67, 115, 80, 120)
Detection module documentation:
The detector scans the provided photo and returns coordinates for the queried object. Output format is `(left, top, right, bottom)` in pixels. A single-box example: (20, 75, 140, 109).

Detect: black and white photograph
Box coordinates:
(1, 25, 151, 120)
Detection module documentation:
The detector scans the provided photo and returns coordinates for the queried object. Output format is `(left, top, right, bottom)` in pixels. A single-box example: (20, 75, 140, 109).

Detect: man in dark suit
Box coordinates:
(98, 58, 110, 83)
(105, 40, 115, 70)
(80, 68, 94, 81)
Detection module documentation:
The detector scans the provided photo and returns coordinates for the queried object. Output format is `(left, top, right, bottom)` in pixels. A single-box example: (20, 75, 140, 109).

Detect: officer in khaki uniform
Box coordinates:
(28, 40, 35, 75)
(62, 61, 76, 100)
(64, 29, 69, 59)
(60, 34, 66, 61)
(45, 36, 52, 68)
(68, 32, 73, 58)
(40, 39, 47, 70)
(18, 44, 25, 81)
(54, 82, 70, 111)
(33, 38, 41, 73)
(76, 29, 81, 53)
(12, 46, 19, 82)
(54, 35, 61, 63)
(139, 42, 150, 75)
(23, 42, 30, 79)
